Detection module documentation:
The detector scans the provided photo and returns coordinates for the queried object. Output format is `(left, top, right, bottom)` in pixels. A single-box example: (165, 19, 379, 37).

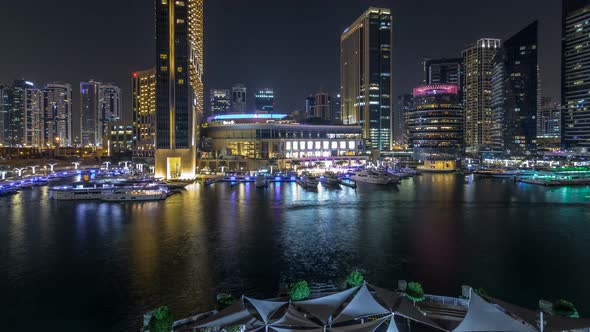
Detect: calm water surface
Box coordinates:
(2, 174, 590, 331)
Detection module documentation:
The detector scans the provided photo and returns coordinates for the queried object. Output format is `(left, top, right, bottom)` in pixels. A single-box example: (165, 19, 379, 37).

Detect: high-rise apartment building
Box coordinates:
(255, 88, 274, 112)
(394, 94, 413, 145)
(4, 82, 25, 146)
(462, 38, 501, 152)
(331, 93, 341, 121)
(423, 58, 463, 90)
(210, 89, 231, 115)
(155, 0, 204, 179)
(491, 22, 539, 155)
(232, 84, 247, 113)
(562, 0, 590, 149)
(306, 92, 331, 120)
(133, 68, 157, 157)
(98, 84, 121, 140)
(341, 7, 393, 150)
(42, 83, 72, 147)
(539, 97, 562, 140)
(80, 81, 120, 147)
(0, 84, 7, 146)
(18, 81, 44, 147)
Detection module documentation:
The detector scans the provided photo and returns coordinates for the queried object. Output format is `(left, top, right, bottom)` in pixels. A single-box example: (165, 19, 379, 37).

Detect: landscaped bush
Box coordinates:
(406, 282, 425, 303)
(346, 270, 364, 288)
(217, 293, 238, 311)
(149, 306, 174, 332)
(554, 299, 579, 318)
(289, 281, 311, 301)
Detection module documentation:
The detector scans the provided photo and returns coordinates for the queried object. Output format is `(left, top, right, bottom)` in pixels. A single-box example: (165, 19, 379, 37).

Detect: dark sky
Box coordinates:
(0, 0, 560, 138)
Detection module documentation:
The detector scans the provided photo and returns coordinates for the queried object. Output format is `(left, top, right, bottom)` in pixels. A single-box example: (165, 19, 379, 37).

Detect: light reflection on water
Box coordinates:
(1, 174, 590, 331)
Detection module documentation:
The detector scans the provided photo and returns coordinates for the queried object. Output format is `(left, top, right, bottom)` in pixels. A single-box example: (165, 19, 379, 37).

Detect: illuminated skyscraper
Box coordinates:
(0, 84, 6, 146)
(210, 89, 230, 115)
(17, 81, 44, 147)
(98, 84, 121, 141)
(562, 0, 590, 149)
(133, 68, 157, 157)
(423, 58, 464, 103)
(42, 83, 72, 147)
(155, 0, 203, 179)
(341, 7, 393, 150)
(232, 84, 247, 113)
(394, 94, 413, 145)
(255, 88, 274, 112)
(462, 38, 501, 152)
(80, 81, 120, 147)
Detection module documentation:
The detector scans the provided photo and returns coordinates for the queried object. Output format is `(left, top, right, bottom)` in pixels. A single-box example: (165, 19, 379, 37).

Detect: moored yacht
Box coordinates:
(297, 174, 319, 189)
(320, 172, 341, 186)
(255, 174, 268, 188)
(101, 189, 168, 202)
(351, 171, 390, 185)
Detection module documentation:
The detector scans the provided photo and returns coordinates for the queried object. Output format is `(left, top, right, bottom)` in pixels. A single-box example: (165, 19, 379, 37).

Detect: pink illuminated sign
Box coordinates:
(413, 84, 458, 97)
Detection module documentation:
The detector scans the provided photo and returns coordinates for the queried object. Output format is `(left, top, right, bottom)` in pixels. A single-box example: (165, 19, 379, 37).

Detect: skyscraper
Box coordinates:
(5, 81, 26, 146)
(341, 7, 393, 150)
(155, 0, 203, 179)
(18, 81, 43, 147)
(491, 22, 539, 155)
(562, 0, 590, 149)
(232, 84, 247, 113)
(423, 58, 463, 87)
(0, 84, 6, 146)
(80, 81, 120, 147)
(539, 97, 562, 140)
(462, 38, 501, 152)
(255, 88, 275, 112)
(210, 89, 231, 115)
(133, 68, 157, 157)
(394, 94, 413, 145)
(307, 92, 331, 120)
(43, 83, 72, 147)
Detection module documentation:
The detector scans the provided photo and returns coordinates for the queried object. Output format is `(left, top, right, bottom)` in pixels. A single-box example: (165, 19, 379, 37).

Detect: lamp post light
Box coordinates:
(0, 171, 7, 180)
(14, 168, 25, 177)
(103, 161, 111, 170)
(121, 161, 131, 169)
(43, 166, 47, 175)
(149, 166, 155, 174)
(48, 163, 58, 172)
(72, 162, 80, 170)
(29, 165, 40, 175)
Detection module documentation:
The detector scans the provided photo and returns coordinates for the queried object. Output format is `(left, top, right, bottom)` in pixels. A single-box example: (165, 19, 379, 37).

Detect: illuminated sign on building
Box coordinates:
(412, 84, 458, 97)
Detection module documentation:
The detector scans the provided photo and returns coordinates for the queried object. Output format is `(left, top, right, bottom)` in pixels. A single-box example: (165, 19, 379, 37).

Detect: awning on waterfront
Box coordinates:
(245, 297, 288, 324)
(333, 284, 388, 324)
(296, 286, 360, 324)
(328, 316, 387, 332)
(453, 291, 537, 332)
(271, 304, 321, 328)
(485, 295, 590, 332)
(385, 315, 400, 332)
(195, 299, 259, 328)
(368, 284, 401, 311)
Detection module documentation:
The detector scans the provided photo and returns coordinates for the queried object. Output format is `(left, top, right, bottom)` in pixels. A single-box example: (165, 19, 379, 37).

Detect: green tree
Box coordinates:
(289, 281, 311, 301)
(346, 270, 364, 288)
(406, 282, 425, 303)
(474, 288, 488, 297)
(554, 299, 580, 318)
(217, 293, 238, 311)
(149, 306, 174, 332)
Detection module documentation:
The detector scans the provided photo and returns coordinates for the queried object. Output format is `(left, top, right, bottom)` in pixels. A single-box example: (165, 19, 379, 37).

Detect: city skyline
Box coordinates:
(0, 0, 560, 140)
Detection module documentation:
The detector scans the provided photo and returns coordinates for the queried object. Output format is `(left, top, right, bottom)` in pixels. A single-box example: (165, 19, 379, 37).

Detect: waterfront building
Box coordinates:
(538, 97, 562, 150)
(15, 80, 44, 147)
(423, 58, 464, 101)
(341, 7, 393, 150)
(202, 114, 364, 160)
(307, 92, 331, 121)
(491, 22, 539, 156)
(133, 68, 157, 158)
(98, 84, 121, 141)
(104, 122, 134, 156)
(231, 84, 247, 113)
(562, 0, 590, 149)
(462, 38, 501, 153)
(255, 88, 274, 112)
(80, 81, 100, 147)
(2, 81, 25, 146)
(155, 0, 204, 179)
(42, 83, 72, 147)
(210, 89, 231, 116)
(407, 84, 463, 171)
(394, 94, 413, 146)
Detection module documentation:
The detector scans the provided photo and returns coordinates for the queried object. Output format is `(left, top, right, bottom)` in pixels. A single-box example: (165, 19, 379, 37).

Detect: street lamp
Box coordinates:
(103, 161, 111, 170)
(29, 165, 40, 175)
(0, 171, 7, 180)
(120, 161, 131, 169)
(14, 168, 25, 177)
(48, 163, 58, 172)
(72, 162, 80, 170)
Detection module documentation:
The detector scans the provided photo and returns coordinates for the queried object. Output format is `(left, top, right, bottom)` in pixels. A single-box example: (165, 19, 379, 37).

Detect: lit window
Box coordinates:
(176, 19, 185, 24)
(175, 0, 185, 6)
(161, 66, 168, 72)
(178, 79, 184, 85)
(177, 67, 183, 72)
(160, 54, 168, 60)
(286, 142, 292, 150)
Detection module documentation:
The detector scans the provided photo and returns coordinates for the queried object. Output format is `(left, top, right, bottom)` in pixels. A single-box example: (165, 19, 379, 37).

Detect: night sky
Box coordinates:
(0, 0, 560, 138)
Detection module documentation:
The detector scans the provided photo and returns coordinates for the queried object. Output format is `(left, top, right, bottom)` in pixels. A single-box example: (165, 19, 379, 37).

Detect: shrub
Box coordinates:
(346, 270, 364, 288)
(406, 282, 425, 303)
(149, 306, 174, 332)
(289, 281, 311, 301)
(474, 288, 488, 297)
(554, 299, 580, 318)
(216, 293, 237, 311)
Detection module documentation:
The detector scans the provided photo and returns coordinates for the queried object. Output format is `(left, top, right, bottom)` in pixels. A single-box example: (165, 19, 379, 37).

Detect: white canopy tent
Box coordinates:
(296, 286, 360, 324)
(271, 303, 321, 328)
(245, 297, 288, 324)
(333, 284, 389, 324)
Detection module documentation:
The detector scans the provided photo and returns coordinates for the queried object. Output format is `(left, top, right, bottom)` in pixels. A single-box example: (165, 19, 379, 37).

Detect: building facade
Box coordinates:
(155, 0, 204, 179)
(394, 94, 413, 146)
(43, 83, 72, 147)
(491, 22, 539, 156)
(80, 81, 120, 147)
(308, 92, 331, 120)
(341, 7, 393, 150)
(255, 88, 274, 112)
(539, 97, 562, 139)
(20, 81, 43, 147)
(231, 84, 247, 113)
(133, 68, 157, 157)
(104, 123, 134, 156)
(462, 38, 501, 153)
(98, 84, 121, 143)
(562, 0, 590, 149)
(407, 84, 463, 170)
(423, 58, 464, 98)
(0, 84, 7, 146)
(210, 89, 231, 116)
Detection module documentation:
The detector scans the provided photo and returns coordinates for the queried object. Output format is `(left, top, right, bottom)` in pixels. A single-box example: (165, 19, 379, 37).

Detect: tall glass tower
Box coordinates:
(562, 0, 590, 149)
(155, 0, 204, 179)
(341, 7, 392, 151)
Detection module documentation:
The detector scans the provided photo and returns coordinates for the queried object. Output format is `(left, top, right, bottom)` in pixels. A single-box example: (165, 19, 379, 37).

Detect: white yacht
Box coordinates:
(351, 171, 390, 185)
(255, 174, 268, 188)
(370, 170, 400, 184)
(49, 182, 117, 200)
(298, 175, 319, 189)
(101, 189, 168, 202)
(320, 172, 341, 186)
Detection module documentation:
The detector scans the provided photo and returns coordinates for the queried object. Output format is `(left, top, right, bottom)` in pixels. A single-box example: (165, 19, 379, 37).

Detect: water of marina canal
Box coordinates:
(2, 173, 590, 331)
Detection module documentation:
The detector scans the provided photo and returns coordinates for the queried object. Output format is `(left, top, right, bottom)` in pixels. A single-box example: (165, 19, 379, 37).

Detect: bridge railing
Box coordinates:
(424, 294, 469, 307)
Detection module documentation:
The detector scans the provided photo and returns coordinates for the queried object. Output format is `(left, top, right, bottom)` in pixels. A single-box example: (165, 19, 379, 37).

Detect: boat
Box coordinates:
(369, 170, 400, 184)
(49, 180, 165, 201)
(320, 172, 341, 186)
(255, 174, 268, 188)
(351, 171, 391, 185)
(100, 189, 168, 202)
(297, 174, 319, 189)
